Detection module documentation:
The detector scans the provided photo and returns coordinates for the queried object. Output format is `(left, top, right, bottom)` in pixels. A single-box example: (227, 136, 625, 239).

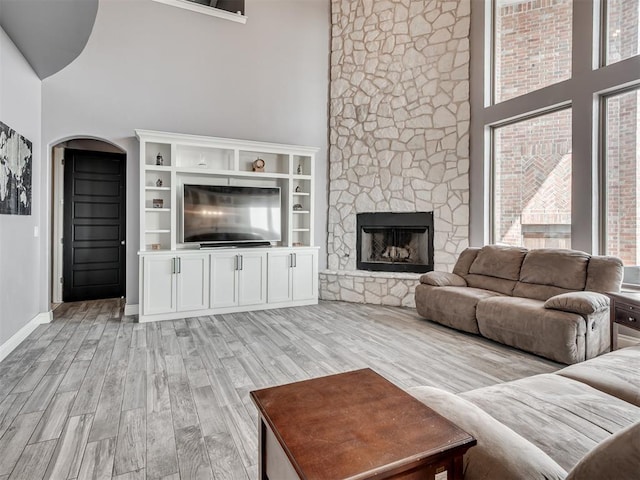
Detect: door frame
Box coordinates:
(51, 138, 127, 305)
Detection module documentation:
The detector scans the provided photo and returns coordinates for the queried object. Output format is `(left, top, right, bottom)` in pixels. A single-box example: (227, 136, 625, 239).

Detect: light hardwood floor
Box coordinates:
(0, 299, 560, 480)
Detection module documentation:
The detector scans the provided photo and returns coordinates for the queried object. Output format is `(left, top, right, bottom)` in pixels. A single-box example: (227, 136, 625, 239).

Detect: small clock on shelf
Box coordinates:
(252, 158, 265, 172)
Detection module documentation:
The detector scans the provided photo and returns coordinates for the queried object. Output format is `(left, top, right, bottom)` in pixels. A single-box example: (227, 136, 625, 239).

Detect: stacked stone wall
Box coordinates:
(327, 0, 471, 276)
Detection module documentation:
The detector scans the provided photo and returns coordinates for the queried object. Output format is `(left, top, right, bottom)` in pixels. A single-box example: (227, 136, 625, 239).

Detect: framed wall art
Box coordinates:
(0, 121, 32, 215)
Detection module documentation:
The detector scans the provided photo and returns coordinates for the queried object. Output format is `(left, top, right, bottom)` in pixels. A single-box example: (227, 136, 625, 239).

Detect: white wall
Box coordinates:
(0, 27, 43, 345)
(41, 0, 330, 307)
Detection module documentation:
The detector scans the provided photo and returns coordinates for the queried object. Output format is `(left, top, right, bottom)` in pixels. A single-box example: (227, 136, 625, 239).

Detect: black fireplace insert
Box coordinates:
(356, 212, 434, 273)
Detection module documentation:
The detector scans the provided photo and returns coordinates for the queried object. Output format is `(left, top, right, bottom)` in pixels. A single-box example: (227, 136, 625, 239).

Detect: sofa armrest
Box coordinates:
(566, 421, 640, 480)
(408, 386, 566, 480)
(419, 271, 467, 287)
(544, 291, 609, 315)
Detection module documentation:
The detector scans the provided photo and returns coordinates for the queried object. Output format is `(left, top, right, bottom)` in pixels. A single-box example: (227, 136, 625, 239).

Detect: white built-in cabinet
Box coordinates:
(210, 251, 267, 309)
(140, 247, 317, 322)
(267, 250, 317, 304)
(136, 129, 320, 323)
(142, 253, 209, 316)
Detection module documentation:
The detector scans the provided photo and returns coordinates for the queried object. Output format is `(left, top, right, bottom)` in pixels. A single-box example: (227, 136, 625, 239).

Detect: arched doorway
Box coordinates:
(51, 138, 127, 304)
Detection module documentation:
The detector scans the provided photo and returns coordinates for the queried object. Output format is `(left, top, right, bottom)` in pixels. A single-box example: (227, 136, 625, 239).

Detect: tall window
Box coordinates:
(493, 109, 572, 248)
(604, 88, 640, 283)
(605, 0, 640, 65)
(494, 0, 573, 103)
(472, 0, 640, 284)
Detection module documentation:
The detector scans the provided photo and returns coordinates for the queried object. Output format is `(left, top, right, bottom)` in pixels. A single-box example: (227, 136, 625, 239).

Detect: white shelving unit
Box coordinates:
(137, 129, 318, 252)
(136, 129, 320, 322)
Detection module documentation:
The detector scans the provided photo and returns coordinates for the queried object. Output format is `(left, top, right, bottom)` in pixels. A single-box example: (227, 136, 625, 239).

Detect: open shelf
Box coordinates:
(137, 129, 318, 250)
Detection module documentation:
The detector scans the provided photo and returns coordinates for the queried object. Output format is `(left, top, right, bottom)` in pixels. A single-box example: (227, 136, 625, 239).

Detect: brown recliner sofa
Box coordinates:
(415, 245, 624, 364)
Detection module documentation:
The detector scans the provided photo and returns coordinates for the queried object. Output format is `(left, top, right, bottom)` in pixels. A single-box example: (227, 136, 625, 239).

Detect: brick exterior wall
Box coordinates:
(495, 0, 572, 103)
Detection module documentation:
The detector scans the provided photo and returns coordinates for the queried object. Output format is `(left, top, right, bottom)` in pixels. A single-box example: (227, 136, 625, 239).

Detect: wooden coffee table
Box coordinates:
(250, 368, 476, 480)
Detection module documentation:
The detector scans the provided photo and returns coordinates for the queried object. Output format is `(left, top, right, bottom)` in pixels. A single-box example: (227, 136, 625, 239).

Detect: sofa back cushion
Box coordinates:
(462, 245, 527, 295)
(468, 245, 528, 280)
(514, 249, 589, 301)
(452, 247, 480, 276)
(451, 246, 623, 299)
(465, 275, 519, 296)
(585, 255, 624, 293)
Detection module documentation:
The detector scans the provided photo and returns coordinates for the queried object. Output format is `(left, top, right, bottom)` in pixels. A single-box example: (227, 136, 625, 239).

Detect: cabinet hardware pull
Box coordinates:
(176, 257, 181, 274)
(293, 253, 297, 268)
(238, 255, 243, 271)
(629, 316, 637, 323)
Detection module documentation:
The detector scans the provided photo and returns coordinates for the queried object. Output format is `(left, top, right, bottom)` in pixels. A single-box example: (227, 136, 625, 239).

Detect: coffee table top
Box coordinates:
(250, 368, 476, 480)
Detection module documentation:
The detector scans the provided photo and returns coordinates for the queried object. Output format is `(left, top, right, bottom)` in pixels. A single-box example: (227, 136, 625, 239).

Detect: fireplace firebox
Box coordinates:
(356, 212, 434, 273)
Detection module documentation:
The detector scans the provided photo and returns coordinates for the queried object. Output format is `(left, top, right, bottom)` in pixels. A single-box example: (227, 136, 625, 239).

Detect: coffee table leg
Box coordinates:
(451, 455, 464, 480)
(258, 418, 267, 480)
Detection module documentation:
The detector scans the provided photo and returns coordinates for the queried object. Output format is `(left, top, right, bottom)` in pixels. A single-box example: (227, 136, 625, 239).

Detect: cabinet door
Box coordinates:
(176, 254, 210, 312)
(292, 250, 317, 301)
(143, 255, 176, 315)
(267, 251, 293, 303)
(210, 253, 238, 308)
(238, 252, 267, 306)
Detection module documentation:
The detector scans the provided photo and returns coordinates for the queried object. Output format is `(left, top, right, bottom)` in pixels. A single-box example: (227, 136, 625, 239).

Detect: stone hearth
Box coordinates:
(321, 0, 471, 306)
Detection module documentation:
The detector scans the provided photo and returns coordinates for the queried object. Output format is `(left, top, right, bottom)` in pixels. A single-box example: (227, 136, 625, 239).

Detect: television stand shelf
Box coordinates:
(136, 129, 320, 322)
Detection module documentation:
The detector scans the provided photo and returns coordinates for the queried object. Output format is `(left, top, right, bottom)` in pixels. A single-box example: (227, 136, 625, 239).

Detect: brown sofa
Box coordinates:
(409, 345, 640, 480)
(415, 245, 624, 364)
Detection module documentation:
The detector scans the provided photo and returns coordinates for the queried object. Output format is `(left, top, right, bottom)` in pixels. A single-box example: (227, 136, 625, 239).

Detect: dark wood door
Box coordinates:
(63, 149, 126, 302)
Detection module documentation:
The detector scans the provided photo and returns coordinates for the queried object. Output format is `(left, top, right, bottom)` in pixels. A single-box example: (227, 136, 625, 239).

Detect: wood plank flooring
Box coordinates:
(0, 299, 560, 479)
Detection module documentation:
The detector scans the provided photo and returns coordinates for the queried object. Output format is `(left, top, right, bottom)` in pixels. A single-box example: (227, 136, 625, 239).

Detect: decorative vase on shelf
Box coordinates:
(156, 178, 163, 187)
(156, 153, 164, 166)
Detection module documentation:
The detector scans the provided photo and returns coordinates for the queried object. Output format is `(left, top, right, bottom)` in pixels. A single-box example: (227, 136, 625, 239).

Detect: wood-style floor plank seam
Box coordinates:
(0, 298, 560, 479)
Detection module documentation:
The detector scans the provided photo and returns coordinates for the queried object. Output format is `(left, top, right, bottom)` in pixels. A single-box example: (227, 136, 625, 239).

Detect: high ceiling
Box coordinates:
(0, 0, 98, 79)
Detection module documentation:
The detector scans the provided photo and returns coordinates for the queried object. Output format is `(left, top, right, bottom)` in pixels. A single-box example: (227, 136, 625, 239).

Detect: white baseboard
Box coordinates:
(0, 310, 52, 363)
(124, 303, 139, 316)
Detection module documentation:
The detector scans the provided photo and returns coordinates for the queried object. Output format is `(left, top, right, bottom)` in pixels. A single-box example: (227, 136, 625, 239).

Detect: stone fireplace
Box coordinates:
(320, 0, 471, 308)
(357, 212, 434, 273)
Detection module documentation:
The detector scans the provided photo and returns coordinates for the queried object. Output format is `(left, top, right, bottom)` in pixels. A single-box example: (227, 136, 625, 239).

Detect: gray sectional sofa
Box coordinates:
(415, 245, 624, 364)
(409, 345, 640, 480)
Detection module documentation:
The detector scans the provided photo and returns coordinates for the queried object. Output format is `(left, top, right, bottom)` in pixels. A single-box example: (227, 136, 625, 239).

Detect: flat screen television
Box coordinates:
(182, 184, 281, 245)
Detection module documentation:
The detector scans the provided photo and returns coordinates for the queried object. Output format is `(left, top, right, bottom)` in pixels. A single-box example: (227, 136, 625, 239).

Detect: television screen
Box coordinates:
(183, 184, 281, 245)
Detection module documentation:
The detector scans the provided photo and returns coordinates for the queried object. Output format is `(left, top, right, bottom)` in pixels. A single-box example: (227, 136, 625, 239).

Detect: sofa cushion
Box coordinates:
(461, 374, 640, 472)
(452, 247, 480, 277)
(419, 271, 467, 287)
(518, 249, 589, 290)
(565, 420, 640, 480)
(468, 245, 527, 281)
(557, 345, 640, 406)
(585, 255, 624, 293)
(512, 282, 575, 302)
(465, 274, 517, 296)
(476, 296, 586, 364)
(408, 386, 566, 480)
(544, 291, 609, 315)
(415, 285, 503, 334)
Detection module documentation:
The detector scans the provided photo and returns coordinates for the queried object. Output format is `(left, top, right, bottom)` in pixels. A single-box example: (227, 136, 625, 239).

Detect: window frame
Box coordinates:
(470, 0, 640, 265)
(600, 85, 640, 288)
(490, 105, 574, 248)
